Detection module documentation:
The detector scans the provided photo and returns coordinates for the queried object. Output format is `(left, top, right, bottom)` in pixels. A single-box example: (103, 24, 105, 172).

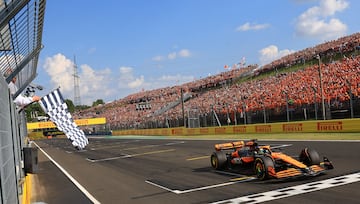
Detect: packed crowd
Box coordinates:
(258, 32, 360, 75)
(75, 33, 360, 129)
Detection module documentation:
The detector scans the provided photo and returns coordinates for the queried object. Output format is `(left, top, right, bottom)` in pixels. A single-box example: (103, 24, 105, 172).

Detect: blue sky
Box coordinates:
(34, 0, 360, 105)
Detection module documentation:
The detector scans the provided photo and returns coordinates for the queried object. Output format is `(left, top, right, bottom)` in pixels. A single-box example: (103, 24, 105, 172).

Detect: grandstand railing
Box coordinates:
(111, 91, 360, 130)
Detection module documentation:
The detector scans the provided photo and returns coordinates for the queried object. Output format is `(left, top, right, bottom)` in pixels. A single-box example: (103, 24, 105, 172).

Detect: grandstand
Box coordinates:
(75, 32, 360, 131)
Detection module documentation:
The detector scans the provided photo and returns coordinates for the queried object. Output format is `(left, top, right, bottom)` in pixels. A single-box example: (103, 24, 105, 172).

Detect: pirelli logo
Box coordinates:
(187, 128, 196, 135)
(233, 126, 246, 133)
(215, 127, 226, 134)
(38, 122, 56, 128)
(317, 121, 343, 131)
(283, 123, 303, 132)
(200, 128, 209, 134)
(172, 129, 183, 135)
(75, 119, 89, 126)
(255, 125, 271, 133)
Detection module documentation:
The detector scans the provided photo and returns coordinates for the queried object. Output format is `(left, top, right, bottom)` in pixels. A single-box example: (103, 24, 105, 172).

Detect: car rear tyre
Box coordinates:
(299, 148, 320, 166)
(211, 151, 227, 170)
(254, 156, 274, 180)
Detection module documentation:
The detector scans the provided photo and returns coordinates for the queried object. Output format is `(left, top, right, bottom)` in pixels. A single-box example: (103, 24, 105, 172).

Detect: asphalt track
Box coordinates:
(31, 136, 360, 204)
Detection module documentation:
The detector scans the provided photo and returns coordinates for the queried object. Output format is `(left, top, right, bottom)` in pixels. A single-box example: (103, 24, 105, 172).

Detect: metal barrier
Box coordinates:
(0, 0, 46, 203)
(0, 73, 20, 204)
(1, 0, 46, 98)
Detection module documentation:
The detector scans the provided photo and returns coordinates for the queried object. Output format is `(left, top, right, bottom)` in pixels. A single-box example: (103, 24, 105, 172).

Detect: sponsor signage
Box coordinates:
(200, 128, 209, 134)
(27, 117, 107, 130)
(215, 127, 226, 134)
(317, 121, 343, 131)
(283, 123, 303, 132)
(233, 126, 246, 133)
(255, 125, 272, 133)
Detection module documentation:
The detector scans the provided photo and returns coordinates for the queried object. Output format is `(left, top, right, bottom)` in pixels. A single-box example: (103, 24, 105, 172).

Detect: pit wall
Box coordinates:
(112, 118, 360, 136)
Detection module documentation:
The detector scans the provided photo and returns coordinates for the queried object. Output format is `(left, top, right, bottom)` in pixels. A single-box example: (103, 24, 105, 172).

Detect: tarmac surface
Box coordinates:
(30, 136, 360, 204)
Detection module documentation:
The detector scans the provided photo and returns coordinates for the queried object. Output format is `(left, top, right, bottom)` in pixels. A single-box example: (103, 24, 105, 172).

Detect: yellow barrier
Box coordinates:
(27, 117, 107, 130)
(112, 118, 360, 136)
(22, 174, 31, 204)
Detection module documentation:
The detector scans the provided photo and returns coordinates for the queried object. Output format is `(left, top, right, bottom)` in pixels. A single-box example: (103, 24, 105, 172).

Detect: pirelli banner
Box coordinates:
(113, 118, 360, 136)
(27, 117, 107, 130)
(201, 119, 360, 134)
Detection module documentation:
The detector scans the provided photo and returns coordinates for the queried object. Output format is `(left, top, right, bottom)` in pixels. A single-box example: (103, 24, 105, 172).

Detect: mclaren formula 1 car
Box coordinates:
(210, 139, 333, 180)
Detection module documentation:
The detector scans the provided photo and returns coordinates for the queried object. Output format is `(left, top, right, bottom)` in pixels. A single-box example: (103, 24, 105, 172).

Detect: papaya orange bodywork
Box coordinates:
(212, 140, 332, 180)
(271, 152, 307, 168)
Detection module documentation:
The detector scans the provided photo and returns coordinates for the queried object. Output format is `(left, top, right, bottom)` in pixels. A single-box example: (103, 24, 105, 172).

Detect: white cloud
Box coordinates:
(141, 74, 194, 91)
(43, 53, 115, 105)
(259, 45, 295, 66)
(42, 54, 196, 105)
(318, 0, 348, 16)
(118, 66, 144, 89)
(152, 48, 191, 61)
(158, 74, 194, 82)
(117, 66, 194, 94)
(236, 22, 270, 31)
(152, 55, 164, 61)
(168, 52, 177, 60)
(79, 64, 114, 105)
(43, 53, 74, 92)
(128, 76, 144, 88)
(178, 49, 191, 57)
(295, 0, 349, 40)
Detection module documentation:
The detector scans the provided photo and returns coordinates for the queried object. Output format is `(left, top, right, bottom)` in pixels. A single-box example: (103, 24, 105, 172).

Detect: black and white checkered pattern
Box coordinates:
(39, 88, 88, 149)
(211, 172, 360, 204)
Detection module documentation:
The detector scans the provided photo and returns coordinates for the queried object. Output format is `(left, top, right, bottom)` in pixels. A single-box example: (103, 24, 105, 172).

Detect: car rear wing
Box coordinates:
(214, 141, 245, 151)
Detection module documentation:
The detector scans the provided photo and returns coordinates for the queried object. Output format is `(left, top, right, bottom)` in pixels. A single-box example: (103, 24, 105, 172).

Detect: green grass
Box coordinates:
(151, 133, 360, 140)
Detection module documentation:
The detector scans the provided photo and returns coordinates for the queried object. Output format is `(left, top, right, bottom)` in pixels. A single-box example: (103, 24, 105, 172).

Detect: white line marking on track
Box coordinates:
(213, 170, 247, 177)
(90, 140, 141, 150)
(210, 172, 360, 204)
(186, 155, 209, 161)
(33, 142, 101, 204)
(86, 149, 176, 162)
(146, 177, 255, 194)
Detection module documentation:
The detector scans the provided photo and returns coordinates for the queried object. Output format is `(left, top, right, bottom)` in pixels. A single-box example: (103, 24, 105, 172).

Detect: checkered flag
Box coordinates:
(39, 88, 88, 149)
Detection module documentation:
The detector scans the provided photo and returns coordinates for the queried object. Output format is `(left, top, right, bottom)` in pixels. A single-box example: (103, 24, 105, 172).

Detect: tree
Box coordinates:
(65, 99, 75, 113)
(75, 104, 91, 110)
(24, 103, 45, 122)
(92, 99, 105, 107)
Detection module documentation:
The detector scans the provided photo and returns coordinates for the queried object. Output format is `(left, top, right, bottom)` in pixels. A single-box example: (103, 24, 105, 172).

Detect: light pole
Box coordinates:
(311, 86, 318, 120)
(181, 88, 185, 127)
(242, 96, 247, 125)
(233, 105, 237, 125)
(346, 79, 354, 118)
(316, 54, 326, 120)
(283, 91, 290, 122)
(262, 96, 266, 124)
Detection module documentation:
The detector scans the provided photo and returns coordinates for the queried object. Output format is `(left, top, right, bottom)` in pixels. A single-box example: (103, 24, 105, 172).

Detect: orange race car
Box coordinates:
(210, 139, 333, 180)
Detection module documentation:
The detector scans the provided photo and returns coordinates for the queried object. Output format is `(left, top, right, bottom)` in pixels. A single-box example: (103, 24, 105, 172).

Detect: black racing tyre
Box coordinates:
(299, 148, 320, 166)
(210, 151, 227, 170)
(254, 156, 275, 180)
